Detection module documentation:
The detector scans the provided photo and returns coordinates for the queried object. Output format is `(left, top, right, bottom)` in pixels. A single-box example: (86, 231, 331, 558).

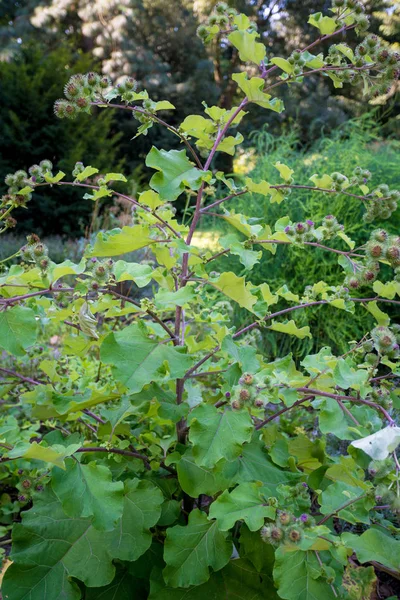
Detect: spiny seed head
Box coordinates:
(279, 511, 292, 525)
(271, 526, 283, 541)
(22, 479, 31, 489)
(5, 174, 15, 186)
(124, 77, 137, 91)
(215, 2, 228, 14)
(386, 246, 400, 261)
(239, 388, 250, 401)
(40, 160, 53, 172)
(76, 97, 89, 108)
(64, 82, 80, 99)
(197, 25, 208, 38)
(86, 72, 100, 86)
(99, 76, 111, 89)
(231, 399, 241, 410)
(6, 216, 17, 228)
(64, 103, 78, 119)
(254, 398, 264, 408)
(287, 527, 302, 542)
(242, 373, 254, 385)
(27, 234, 40, 245)
(348, 277, 360, 289)
(372, 229, 388, 242)
(54, 99, 69, 118)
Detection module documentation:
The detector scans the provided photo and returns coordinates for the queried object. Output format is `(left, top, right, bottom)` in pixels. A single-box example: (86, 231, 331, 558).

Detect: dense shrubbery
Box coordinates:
(0, 2, 400, 599)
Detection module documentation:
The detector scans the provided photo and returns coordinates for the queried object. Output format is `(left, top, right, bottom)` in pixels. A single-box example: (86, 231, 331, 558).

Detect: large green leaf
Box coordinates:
(163, 510, 232, 588)
(342, 529, 400, 573)
(209, 482, 276, 531)
(273, 548, 337, 600)
(0, 305, 37, 356)
(176, 448, 238, 497)
(146, 147, 205, 201)
(211, 272, 258, 312)
(232, 72, 284, 112)
(51, 459, 124, 531)
(319, 482, 371, 525)
(232, 440, 300, 494)
(100, 323, 193, 393)
(90, 225, 153, 257)
(105, 479, 164, 561)
(2, 490, 117, 599)
(228, 15, 266, 65)
(152, 558, 276, 599)
(189, 404, 253, 468)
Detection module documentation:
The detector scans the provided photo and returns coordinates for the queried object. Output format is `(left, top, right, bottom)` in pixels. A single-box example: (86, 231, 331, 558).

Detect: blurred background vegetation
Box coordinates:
(1, 0, 399, 354)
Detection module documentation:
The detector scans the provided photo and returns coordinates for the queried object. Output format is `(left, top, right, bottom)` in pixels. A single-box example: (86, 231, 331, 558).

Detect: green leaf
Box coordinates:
(90, 225, 154, 257)
(308, 12, 338, 34)
(100, 323, 193, 393)
(274, 161, 294, 182)
(154, 286, 195, 309)
(211, 271, 258, 312)
(233, 440, 300, 494)
(373, 280, 400, 299)
(2, 489, 117, 599)
(83, 186, 112, 201)
(44, 171, 65, 184)
(139, 189, 165, 209)
(106, 479, 163, 561)
(333, 358, 369, 393)
(176, 449, 237, 497)
(49, 259, 86, 283)
(269, 320, 312, 339)
(336, 43, 355, 63)
(154, 100, 175, 111)
(270, 57, 294, 74)
(146, 147, 205, 201)
(319, 481, 371, 525)
(0, 306, 37, 356)
(232, 72, 284, 112)
(8, 442, 80, 469)
(103, 172, 127, 183)
(220, 234, 262, 269)
(363, 301, 390, 326)
(189, 404, 253, 468)
(151, 557, 274, 599)
(209, 482, 276, 531)
(228, 28, 266, 65)
(274, 548, 337, 600)
(163, 509, 231, 588)
(76, 166, 99, 181)
(342, 529, 400, 573)
(51, 459, 124, 531)
(113, 260, 153, 287)
(309, 173, 333, 188)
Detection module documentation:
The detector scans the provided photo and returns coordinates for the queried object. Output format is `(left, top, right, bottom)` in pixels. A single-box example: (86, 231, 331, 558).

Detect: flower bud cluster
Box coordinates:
(365, 230, 400, 280)
(331, 0, 370, 33)
(284, 220, 316, 243)
(260, 509, 315, 547)
(344, 260, 380, 290)
(197, 3, 253, 42)
(370, 387, 392, 410)
(371, 325, 399, 358)
(354, 35, 400, 96)
(364, 185, 400, 222)
(86, 257, 114, 291)
(288, 49, 307, 77)
(54, 72, 111, 119)
(20, 234, 49, 273)
(229, 373, 271, 410)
